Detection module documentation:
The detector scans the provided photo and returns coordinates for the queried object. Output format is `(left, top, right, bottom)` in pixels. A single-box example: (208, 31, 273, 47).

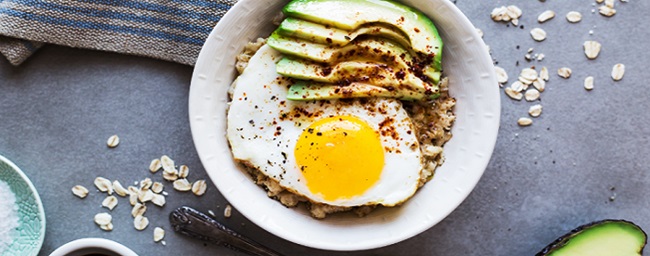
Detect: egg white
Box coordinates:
(227, 45, 424, 207)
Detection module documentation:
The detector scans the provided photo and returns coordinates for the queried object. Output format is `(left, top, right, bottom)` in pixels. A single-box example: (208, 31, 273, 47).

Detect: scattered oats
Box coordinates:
(490, 6, 508, 22)
(494, 66, 509, 84)
(518, 117, 533, 126)
(112, 180, 128, 197)
(566, 11, 582, 22)
(72, 185, 89, 198)
(537, 53, 545, 61)
(505, 87, 524, 101)
(525, 89, 541, 101)
(100, 223, 113, 231)
(152, 194, 166, 207)
(94, 212, 112, 226)
(173, 179, 192, 192)
(138, 188, 155, 203)
(140, 178, 153, 190)
(491, 5, 521, 23)
(529, 105, 543, 117)
(178, 165, 189, 179)
(583, 41, 602, 59)
(160, 155, 176, 174)
(162, 191, 169, 196)
(128, 186, 138, 206)
(527, 48, 534, 53)
(519, 68, 539, 85)
(596, 0, 604, 3)
(476, 28, 484, 38)
(192, 180, 207, 196)
(506, 5, 523, 22)
(511, 81, 526, 92)
(224, 205, 232, 218)
(94, 177, 113, 195)
(134, 215, 149, 231)
(589, 30, 594, 35)
(151, 182, 164, 194)
(599, 6, 616, 17)
(149, 159, 162, 173)
(161, 241, 167, 246)
(511, 18, 519, 26)
(525, 54, 532, 61)
(208, 210, 216, 217)
(106, 135, 120, 148)
(540, 67, 550, 81)
(538, 10, 555, 23)
(154, 227, 165, 242)
(102, 196, 118, 211)
(533, 78, 546, 92)
(611, 64, 625, 81)
(584, 76, 595, 90)
(162, 171, 178, 182)
(605, 0, 615, 8)
(131, 203, 147, 218)
(530, 28, 547, 41)
(558, 67, 572, 79)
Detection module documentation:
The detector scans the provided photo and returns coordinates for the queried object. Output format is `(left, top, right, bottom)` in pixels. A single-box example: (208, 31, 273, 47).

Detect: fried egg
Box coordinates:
(227, 45, 424, 207)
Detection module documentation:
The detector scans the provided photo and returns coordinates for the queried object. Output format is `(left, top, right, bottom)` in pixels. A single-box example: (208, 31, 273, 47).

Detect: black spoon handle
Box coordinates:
(170, 206, 283, 256)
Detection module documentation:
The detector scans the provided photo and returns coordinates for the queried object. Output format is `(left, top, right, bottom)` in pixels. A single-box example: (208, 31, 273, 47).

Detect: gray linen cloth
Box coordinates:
(0, 0, 237, 66)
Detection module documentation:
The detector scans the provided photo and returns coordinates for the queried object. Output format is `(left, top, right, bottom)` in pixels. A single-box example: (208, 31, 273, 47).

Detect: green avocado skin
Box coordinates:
(537, 219, 647, 256)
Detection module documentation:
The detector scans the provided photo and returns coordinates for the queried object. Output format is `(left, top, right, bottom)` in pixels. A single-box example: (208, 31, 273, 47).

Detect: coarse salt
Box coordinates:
(0, 181, 19, 253)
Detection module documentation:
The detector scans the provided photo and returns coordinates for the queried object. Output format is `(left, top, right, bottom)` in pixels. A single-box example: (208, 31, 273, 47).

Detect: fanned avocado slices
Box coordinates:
(267, 34, 440, 84)
(267, 0, 443, 101)
(282, 0, 442, 70)
(537, 219, 647, 256)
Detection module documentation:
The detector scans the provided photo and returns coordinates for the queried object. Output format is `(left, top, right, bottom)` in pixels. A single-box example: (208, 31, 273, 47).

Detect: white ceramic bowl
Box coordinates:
(189, 0, 499, 251)
(49, 238, 138, 256)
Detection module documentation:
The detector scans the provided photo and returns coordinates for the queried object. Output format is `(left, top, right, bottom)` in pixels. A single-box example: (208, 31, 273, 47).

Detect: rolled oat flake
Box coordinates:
(0, 181, 20, 253)
(612, 64, 625, 81)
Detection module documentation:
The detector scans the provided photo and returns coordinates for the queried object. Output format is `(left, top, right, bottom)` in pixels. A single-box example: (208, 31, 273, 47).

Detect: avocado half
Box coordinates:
(537, 219, 647, 256)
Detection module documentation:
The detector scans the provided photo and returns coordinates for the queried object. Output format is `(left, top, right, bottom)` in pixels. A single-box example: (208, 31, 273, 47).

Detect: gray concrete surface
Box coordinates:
(1, 1, 648, 255)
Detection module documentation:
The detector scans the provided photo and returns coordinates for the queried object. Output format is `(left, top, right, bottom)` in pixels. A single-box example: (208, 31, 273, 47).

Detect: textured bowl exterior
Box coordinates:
(0, 155, 45, 256)
(189, 0, 499, 251)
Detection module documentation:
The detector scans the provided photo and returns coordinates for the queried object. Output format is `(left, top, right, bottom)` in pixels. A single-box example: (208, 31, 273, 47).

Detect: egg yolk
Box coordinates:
(295, 115, 384, 201)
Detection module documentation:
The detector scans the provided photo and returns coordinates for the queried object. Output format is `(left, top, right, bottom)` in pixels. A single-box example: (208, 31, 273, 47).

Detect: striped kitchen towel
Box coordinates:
(0, 0, 237, 66)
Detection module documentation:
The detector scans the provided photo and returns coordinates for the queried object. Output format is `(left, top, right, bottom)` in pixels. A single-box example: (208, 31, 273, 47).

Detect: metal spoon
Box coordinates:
(170, 206, 283, 256)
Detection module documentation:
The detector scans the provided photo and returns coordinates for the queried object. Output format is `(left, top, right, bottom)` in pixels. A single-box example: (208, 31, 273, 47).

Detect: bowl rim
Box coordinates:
(0, 154, 46, 256)
(189, 0, 500, 251)
(48, 238, 138, 256)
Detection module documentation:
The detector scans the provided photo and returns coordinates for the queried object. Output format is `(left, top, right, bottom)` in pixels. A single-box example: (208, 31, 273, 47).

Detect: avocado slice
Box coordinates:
(277, 18, 411, 49)
(287, 80, 439, 101)
(282, 0, 442, 70)
(537, 219, 647, 256)
(276, 57, 437, 99)
(267, 33, 440, 83)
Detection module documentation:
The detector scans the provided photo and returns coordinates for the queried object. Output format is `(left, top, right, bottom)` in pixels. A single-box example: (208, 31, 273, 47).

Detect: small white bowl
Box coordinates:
(49, 238, 138, 256)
